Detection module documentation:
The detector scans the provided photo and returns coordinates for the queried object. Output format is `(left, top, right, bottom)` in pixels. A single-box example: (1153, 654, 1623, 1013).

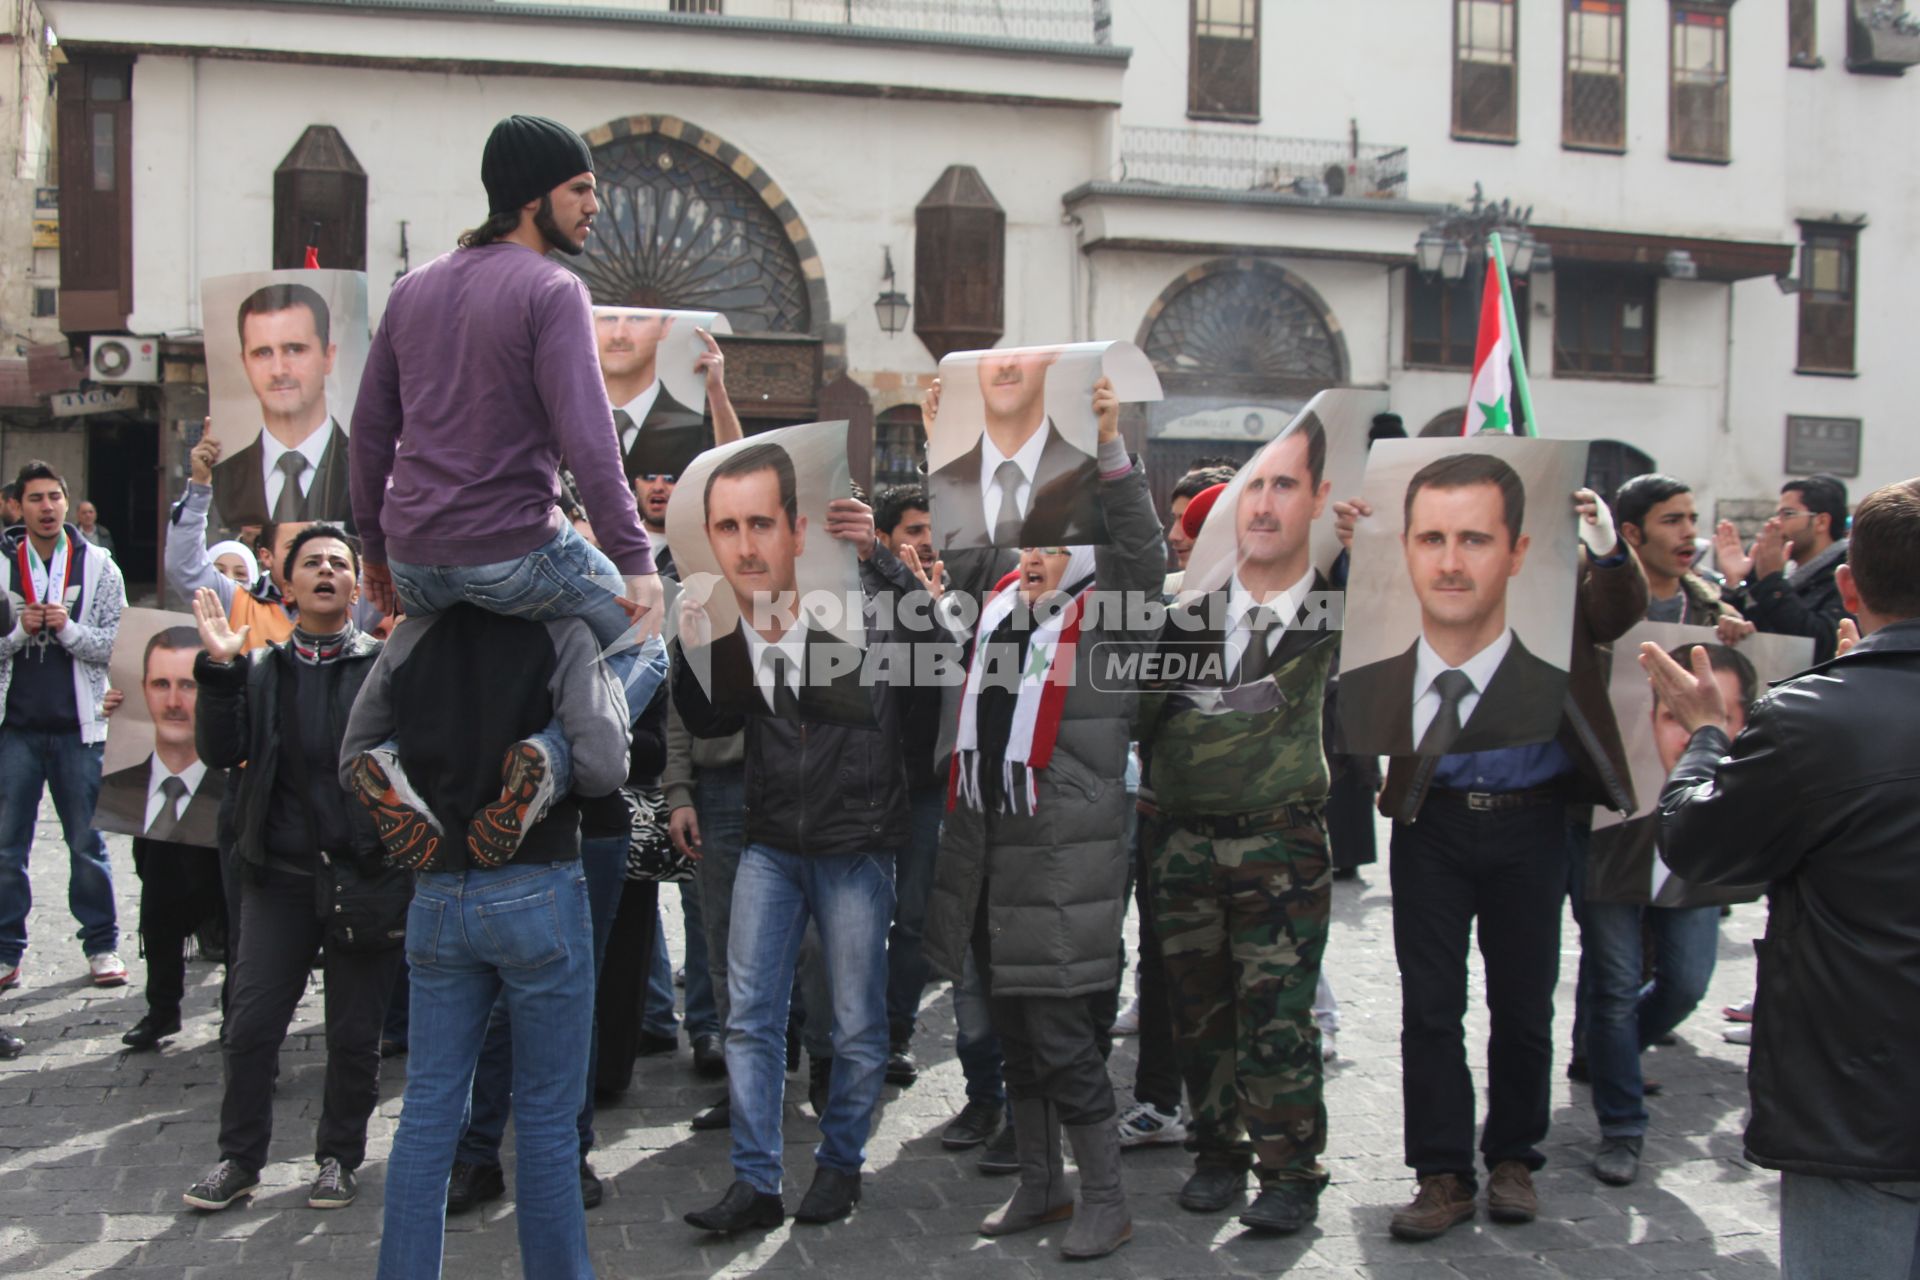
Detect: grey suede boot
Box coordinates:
(1061, 1120, 1133, 1259)
(979, 1098, 1074, 1236)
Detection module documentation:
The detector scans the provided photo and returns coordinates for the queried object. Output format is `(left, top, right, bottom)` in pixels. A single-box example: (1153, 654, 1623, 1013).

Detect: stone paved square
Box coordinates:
(0, 807, 1781, 1277)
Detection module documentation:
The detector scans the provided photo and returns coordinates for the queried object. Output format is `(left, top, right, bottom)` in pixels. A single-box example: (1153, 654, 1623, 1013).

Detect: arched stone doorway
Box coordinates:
(1135, 258, 1350, 513)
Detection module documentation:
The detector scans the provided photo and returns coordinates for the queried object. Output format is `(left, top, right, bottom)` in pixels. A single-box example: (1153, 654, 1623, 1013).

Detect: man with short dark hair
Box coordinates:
(1645, 476, 1920, 1280)
(0, 460, 127, 992)
(1715, 473, 1852, 662)
(181, 525, 407, 1215)
(1, 484, 22, 527)
(212, 282, 353, 530)
(1165, 464, 1239, 574)
(1614, 473, 1749, 634)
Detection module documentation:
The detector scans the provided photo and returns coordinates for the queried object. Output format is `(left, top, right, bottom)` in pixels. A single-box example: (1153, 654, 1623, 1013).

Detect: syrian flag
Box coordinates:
(1462, 255, 1515, 435)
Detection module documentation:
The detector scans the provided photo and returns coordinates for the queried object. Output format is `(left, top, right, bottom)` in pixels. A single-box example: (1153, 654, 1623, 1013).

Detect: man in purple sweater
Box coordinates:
(349, 115, 666, 871)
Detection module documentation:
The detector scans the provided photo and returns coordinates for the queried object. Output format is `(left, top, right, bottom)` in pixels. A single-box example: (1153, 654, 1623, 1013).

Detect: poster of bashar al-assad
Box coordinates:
(94, 609, 228, 849)
(1586, 623, 1813, 907)
(1338, 436, 1591, 756)
(666, 420, 874, 727)
(926, 341, 1162, 552)
(592, 307, 735, 481)
(201, 270, 368, 531)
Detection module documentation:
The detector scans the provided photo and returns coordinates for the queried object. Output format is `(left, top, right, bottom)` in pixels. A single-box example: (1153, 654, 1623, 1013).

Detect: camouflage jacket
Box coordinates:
(1137, 576, 1338, 820)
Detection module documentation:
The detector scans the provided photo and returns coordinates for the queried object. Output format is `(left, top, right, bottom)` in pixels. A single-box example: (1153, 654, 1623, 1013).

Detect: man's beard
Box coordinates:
(534, 197, 585, 257)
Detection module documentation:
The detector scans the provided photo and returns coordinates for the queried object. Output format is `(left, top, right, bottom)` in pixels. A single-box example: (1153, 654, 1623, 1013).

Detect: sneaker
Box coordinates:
(308, 1158, 357, 1209)
(941, 1098, 1003, 1150)
(349, 749, 443, 870)
(976, 1120, 1019, 1175)
(468, 740, 557, 866)
(183, 1159, 260, 1211)
(1115, 1100, 1187, 1149)
(1110, 995, 1141, 1036)
(88, 952, 128, 987)
(1724, 1023, 1752, 1045)
(1724, 999, 1755, 1023)
(0, 963, 18, 992)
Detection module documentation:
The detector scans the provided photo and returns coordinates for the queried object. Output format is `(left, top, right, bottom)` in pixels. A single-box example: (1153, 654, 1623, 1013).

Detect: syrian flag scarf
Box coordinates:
(949, 546, 1097, 817)
(17, 531, 78, 660)
(1462, 254, 1516, 436)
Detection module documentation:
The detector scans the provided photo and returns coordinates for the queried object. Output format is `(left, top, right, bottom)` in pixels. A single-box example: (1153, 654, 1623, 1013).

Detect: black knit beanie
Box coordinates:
(482, 115, 594, 216)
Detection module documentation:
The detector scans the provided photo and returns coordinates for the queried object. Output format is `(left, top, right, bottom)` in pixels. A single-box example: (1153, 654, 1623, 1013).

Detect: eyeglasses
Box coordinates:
(1772, 507, 1809, 522)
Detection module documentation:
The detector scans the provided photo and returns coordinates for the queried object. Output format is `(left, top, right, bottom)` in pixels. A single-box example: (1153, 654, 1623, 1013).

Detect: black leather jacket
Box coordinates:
(1657, 617, 1920, 1180)
(671, 543, 938, 857)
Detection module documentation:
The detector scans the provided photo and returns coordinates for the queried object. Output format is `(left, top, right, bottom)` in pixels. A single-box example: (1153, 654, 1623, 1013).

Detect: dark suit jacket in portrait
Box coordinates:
(685, 619, 876, 728)
(1152, 574, 1338, 692)
(95, 759, 228, 849)
(620, 387, 710, 483)
(1338, 632, 1567, 757)
(211, 417, 353, 531)
(929, 422, 1105, 552)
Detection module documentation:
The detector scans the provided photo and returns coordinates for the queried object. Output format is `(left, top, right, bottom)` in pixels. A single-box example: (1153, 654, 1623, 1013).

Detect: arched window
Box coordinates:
(570, 127, 812, 333)
(1421, 408, 1466, 437)
(1139, 259, 1348, 398)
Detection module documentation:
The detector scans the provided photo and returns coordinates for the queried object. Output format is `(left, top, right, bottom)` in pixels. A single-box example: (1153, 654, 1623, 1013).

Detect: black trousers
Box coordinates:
(132, 838, 226, 1019)
(972, 895, 1117, 1128)
(596, 878, 658, 1095)
(1125, 816, 1182, 1113)
(1390, 793, 1569, 1187)
(219, 867, 401, 1175)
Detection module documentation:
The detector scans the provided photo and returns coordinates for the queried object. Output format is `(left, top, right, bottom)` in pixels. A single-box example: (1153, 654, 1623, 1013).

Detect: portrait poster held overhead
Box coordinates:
(665, 419, 875, 727)
(200, 270, 369, 531)
(591, 306, 734, 481)
(1586, 623, 1813, 908)
(93, 609, 228, 850)
(1338, 435, 1591, 757)
(926, 341, 1162, 552)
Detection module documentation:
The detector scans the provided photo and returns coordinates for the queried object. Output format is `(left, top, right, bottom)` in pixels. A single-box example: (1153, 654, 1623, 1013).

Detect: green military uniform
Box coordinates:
(1137, 584, 1337, 1185)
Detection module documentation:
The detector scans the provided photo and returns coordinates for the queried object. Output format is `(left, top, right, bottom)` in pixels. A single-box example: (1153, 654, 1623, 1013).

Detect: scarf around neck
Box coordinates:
(290, 623, 355, 666)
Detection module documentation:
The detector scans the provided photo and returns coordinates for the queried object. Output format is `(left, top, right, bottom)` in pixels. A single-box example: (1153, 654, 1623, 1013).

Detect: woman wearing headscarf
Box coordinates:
(922, 379, 1166, 1260)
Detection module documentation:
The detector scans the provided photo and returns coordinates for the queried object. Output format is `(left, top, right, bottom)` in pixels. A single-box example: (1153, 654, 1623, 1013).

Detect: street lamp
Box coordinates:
(1414, 184, 1540, 281)
(873, 247, 911, 335)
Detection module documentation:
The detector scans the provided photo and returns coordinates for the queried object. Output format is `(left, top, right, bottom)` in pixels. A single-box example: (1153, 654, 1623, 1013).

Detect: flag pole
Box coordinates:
(1486, 231, 1538, 437)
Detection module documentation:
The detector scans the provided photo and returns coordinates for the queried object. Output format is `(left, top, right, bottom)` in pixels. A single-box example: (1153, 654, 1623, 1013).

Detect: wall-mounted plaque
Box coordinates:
(1785, 415, 1862, 478)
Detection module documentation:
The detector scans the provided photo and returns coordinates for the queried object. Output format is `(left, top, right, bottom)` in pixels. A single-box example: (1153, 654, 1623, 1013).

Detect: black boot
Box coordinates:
(685, 1179, 785, 1234)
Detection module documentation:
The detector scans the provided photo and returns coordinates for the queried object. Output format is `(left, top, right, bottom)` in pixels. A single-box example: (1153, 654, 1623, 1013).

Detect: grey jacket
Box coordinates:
(922, 458, 1167, 999)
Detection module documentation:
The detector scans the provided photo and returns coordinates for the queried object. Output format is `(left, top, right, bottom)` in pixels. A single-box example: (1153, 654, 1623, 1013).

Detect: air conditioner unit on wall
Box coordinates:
(89, 335, 159, 385)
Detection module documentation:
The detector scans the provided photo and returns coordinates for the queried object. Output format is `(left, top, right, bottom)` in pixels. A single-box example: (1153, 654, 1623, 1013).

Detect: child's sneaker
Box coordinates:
(468, 740, 557, 867)
(349, 749, 442, 870)
(1115, 1100, 1187, 1148)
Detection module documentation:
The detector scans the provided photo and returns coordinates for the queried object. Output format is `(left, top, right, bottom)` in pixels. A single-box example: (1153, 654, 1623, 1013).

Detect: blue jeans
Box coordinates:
(726, 843, 894, 1195)
(1781, 1172, 1920, 1280)
(886, 787, 945, 1043)
(458, 837, 626, 1168)
(693, 766, 747, 1031)
(954, 944, 1007, 1106)
(0, 726, 116, 964)
(388, 524, 668, 793)
(378, 863, 595, 1280)
(1582, 897, 1721, 1137)
(678, 881, 719, 1039)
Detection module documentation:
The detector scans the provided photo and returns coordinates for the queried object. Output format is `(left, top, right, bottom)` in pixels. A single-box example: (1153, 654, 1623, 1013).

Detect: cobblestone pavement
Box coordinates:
(1, 809, 1781, 1279)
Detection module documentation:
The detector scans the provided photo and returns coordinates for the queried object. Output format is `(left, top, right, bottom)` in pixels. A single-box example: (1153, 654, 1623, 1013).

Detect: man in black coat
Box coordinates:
(927, 349, 1102, 552)
(1340, 452, 1567, 755)
(1645, 477, 1920, 1279)
(1716, 473, 1854, 663)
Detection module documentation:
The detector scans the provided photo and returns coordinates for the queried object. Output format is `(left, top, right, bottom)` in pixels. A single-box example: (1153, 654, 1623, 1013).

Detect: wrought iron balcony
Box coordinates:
(572, 0, 1103, 44)
(1115, 125, 1410, 201)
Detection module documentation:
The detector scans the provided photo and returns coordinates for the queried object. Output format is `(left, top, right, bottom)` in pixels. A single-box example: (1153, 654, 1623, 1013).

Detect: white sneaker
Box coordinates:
(1115, 1100, 1187, 1148)
(1320, 1029, 1339, 1062)
(1110, 995, 1141, 1037)
(88, 952, 128, 987)
(1723, 1023, 1752, 1045)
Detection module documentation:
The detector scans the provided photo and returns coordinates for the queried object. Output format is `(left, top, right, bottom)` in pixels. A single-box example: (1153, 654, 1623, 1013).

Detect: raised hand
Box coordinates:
(190, 427, 223, 485)
(899, 544, 945, 598)
(1639, 641, 1729, 736)
(1750, 517, 1789, 580)
(1713, 520, 1753, 584)
(825, 496, 876, 560)
(694, 327, 726, 393)
(1836, 617, 1862, 658)
(193, 586, 249, 662)
(1332, 498, 1372, 551)
(1715, 613, 1757, 646)
(1092, 375, 1120, 445)
(919, 378, 941, 438)
(1572, 488, 1618, 558)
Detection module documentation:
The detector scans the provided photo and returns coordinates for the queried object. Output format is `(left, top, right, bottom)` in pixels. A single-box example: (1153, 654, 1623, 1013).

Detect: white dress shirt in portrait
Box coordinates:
(617, 382, 664, 457)
(977, 418, 1052, 536)
(1223, 565, 1317, 679)
(143, 756, 208, 834)
(741, 621, 808, 713)
(1410, 628, 1514, 746)
(260, 418, 335, 515)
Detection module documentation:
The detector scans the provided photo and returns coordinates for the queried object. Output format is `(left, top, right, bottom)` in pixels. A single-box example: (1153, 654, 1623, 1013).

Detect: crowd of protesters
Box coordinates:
(0, 115, 1913, 1280)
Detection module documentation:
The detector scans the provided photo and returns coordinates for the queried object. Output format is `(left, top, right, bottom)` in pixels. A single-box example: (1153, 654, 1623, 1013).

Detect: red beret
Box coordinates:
(1180, 482, 1228, 541)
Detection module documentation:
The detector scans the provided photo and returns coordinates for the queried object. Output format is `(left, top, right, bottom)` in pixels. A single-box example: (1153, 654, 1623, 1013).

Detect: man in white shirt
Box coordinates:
(211, 284, 353, 530)
(927, 350, 1102, 552)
